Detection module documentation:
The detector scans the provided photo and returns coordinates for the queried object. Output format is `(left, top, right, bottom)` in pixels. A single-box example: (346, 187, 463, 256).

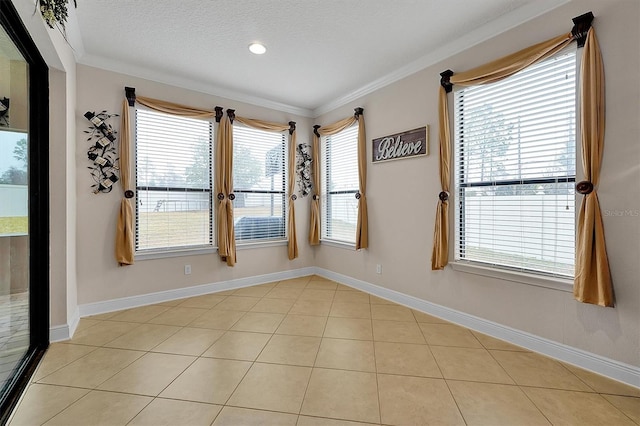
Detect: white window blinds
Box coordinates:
(322, 124, 359, 244)
(135, 108, 213, 252)
(233, 125, 287, 242)
(454, 49, 577, 278)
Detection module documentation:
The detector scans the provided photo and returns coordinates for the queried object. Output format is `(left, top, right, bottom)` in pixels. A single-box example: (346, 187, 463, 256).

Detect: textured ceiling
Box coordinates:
(73, 0, 567, 116)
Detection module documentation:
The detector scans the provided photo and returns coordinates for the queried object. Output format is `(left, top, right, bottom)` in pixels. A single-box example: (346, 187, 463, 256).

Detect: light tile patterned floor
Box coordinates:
(8, 276, 640, 425)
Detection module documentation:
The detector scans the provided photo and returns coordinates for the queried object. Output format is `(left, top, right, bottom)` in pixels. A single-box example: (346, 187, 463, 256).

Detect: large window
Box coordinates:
(135, 108, 213, 253)
(321, 124, 359, 244)
(454, 49, 577, 277)
(233, 125, 287, 242)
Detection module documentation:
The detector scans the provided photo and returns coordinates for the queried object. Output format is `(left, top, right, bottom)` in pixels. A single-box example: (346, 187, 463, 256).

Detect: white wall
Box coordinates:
(74, 65, 314, 305)
(315, 0, 639, 368)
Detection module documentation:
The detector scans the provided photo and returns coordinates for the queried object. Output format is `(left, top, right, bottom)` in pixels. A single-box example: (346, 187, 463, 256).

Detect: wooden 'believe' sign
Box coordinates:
(372, 126, 428, 163)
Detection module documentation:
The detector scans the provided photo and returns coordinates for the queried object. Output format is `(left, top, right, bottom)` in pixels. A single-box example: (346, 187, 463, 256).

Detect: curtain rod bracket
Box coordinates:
(288, 121, 296, 135)
(572, 11, 594, 48)
(354, 107, 364, 119)
(226, 109, 235, 124)
(214, 106, 223, 123)
(440, 70, 454, 93)
(125, 87, 136, 106)
(313, 125, 320, 137)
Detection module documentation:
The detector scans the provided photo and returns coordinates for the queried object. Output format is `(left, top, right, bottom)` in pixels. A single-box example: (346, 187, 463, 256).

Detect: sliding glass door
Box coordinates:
(0, 1, 49, 421)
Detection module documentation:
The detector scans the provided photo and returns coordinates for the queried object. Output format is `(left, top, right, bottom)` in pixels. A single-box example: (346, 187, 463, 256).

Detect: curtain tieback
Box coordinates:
(439, 191, 449, 201)
(217, 193, 225, 200)
(576, 181, 594, 195)
(312, 194, 319, 200)
(124, 190, 134, 199)
(355, 192, 361, 200)
(291, 194, 297, 201)
(228, 193, 235, 201)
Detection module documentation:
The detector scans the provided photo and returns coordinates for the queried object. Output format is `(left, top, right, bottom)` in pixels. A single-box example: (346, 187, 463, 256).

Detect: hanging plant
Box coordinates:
(38, 0, 77, 30)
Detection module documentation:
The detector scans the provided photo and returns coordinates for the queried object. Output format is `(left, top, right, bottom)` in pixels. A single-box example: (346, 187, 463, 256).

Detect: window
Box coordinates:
(454, 49, 577, 278)
(233, 125, 287, 242)
(321, 124, 359, 244)
(135, 108, 213, 253)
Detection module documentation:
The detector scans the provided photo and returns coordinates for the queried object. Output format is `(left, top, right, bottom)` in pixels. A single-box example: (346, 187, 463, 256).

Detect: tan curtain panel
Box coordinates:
(216, 115, 236, 266)
(234, 116, 299, 260)
(431, 87, 451, 270)
(309, 114, 366, 246)
(431, 32, 573, 270)
(288, 129, 298, 259)
(309, 131, 322, 245)
(355, 115, 368, 250)
(115, 99, 134, 265)
(574, 28, 613, 306)
(450, 33, 574, 87)
(135, 96, 215, 119)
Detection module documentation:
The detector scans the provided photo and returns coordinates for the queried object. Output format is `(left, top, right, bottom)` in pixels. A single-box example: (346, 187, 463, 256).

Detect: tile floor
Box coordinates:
(8, 275, 640, 425)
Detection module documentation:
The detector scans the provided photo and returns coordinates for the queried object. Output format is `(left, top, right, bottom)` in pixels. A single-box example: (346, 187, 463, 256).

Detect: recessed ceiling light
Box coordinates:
(248, 43, 266, 55)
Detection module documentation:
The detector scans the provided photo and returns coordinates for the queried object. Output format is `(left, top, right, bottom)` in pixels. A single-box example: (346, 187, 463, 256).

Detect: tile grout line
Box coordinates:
(416, 310, 469, 425)
(218, 278, 310, 417)
(371, 299, 385, 425)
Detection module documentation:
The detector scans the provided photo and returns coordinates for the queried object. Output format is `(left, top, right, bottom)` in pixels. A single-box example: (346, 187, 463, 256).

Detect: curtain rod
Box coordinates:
(439, 11, 594, 91)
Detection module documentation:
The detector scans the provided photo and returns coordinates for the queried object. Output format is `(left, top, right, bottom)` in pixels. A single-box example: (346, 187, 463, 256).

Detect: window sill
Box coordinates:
(135, 247, 216, 261)
(236, 240, 287, 250)
(449, 261, 573, 292)
(320, 239, 356, 250)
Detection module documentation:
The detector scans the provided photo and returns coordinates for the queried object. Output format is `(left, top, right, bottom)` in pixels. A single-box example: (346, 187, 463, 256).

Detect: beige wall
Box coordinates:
(11, 0, 639, 370)
(74, 65, 314, 305)
(315, 0, 640, 367)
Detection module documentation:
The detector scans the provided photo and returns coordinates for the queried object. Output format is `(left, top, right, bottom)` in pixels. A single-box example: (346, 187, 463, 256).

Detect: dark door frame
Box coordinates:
(0, 1, 50, 422)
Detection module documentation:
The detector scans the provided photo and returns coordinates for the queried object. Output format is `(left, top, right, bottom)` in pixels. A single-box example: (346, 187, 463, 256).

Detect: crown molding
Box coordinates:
(76, 0, 568, 119)
(312, 0, 570, 117)
(77, 54, 315, 118)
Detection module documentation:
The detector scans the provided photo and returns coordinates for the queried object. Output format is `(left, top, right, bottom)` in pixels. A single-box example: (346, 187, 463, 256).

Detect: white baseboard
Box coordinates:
(52, 265, 638, 390)
(49, 307, 80, 342)
(49, 324, 69, 342)
(315, 267, 640, 390)
(77, 267, 315, 318)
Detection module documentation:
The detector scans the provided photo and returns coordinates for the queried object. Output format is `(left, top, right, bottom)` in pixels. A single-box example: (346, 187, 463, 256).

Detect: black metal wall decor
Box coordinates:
(296, 143, 312, 197)
(0, 97, 9, 127)
(84, 110, 120, 194)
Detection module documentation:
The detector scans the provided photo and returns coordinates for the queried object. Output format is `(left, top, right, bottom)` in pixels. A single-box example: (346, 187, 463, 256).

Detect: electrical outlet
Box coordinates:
(184, 264, 192, 275)
(376, 264, 382, 274)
